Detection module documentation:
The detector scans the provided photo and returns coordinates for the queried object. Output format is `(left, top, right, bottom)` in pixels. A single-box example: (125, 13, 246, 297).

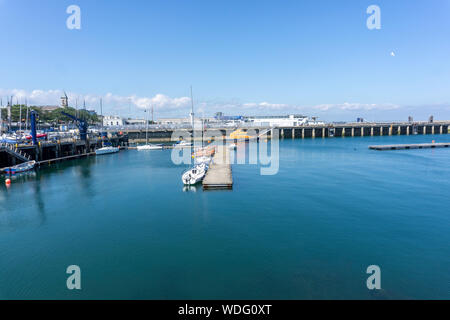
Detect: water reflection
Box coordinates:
(0, 170, 46, 228)
(75, 158, 94, 197)
(183, 185, 197, 192)
(0, 157, 96, 229)
(32, 170, 46, 225)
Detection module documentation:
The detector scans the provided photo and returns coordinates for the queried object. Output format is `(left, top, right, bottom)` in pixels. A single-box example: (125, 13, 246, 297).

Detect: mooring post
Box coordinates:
(56, 142, 60, 158)
(407, 126, 410, 135)
(371, 127, 374, 136)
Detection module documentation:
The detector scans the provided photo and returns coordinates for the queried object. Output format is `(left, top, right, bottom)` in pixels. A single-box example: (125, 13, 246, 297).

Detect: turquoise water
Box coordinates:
(0, 135, 449, 299)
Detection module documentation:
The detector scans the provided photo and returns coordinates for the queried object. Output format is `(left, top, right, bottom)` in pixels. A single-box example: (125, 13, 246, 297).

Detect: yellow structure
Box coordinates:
(229, 129, 254, 140)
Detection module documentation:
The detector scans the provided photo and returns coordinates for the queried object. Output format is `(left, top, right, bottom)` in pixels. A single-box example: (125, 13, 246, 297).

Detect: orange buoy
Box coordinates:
(5, 178, 11, 186)
(432, 140, 435, 143)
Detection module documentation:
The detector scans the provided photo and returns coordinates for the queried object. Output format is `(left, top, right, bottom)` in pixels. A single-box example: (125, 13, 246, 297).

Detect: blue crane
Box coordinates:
(61, 111, 89, 141)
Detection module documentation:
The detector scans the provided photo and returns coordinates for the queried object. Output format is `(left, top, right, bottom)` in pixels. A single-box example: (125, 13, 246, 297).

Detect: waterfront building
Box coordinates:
(244, 114, 309, 127)
(157, 117, 191, 125)
(103, 115, 125, 127)
(125, 119, 147, 125)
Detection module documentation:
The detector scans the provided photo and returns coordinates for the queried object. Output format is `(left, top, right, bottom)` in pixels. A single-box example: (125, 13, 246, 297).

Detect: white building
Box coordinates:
(245, 114, 309, 127)
(103, 115, 125, 127)
(244, 115, 325, 127)
(157, 117, 190, 125)
(125, 119, 147, 125)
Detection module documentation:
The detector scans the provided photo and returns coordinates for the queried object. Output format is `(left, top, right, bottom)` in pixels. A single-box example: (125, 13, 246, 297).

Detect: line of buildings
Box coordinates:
(118, 113, 325, 127)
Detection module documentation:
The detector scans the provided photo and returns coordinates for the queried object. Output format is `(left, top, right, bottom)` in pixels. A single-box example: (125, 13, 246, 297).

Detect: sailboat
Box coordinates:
(96, 145, 120, 155)
(95, 98, 120, 155)
(137, 105, 163, 151)
(180, 87, 210, 185)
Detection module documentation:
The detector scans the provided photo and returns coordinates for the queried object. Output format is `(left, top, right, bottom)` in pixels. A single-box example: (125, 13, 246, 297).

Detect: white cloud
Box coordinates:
(242, 102, 289, 109)
(0, 88, 191, 115)
(313, 102, 400, 111)
(2, 88, 427, 121)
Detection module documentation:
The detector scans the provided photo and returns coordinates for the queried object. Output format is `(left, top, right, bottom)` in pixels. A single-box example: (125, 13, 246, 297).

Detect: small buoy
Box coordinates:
(5, 179, 11, 186)
(432, 140, 435, 143)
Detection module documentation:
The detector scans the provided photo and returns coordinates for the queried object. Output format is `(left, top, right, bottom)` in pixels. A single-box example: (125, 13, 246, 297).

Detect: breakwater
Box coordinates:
(117, 121, 450, 142)
(1, 121, 449, 169)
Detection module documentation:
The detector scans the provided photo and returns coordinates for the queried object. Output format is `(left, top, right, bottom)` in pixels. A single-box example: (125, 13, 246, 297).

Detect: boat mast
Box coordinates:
(145, 105, 149, 144)
(19, 98, 22, 132)
(100, 98, 103, 131)
(190, 86, 194, 137)
(25, 99, 29, 131)
(8, 96, 13, 132)
(0, 98, 3, 134)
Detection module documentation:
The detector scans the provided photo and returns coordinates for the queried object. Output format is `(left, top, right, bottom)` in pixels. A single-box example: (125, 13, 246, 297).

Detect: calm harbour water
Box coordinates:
(0, 135, 449, 299)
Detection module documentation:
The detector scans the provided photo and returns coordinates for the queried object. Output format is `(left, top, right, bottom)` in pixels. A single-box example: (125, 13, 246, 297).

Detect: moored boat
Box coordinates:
(194, 156, 211, 166)
(174, 140, 192, 148)
(137, 144, 163, 151)
(194, 145, 215, 157)
(95, 146, 120, 155)
(182, 163, 207, 185)
(4, 160, 36, 175)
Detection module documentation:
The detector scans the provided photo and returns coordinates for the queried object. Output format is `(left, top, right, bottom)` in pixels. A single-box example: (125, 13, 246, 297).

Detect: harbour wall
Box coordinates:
(1, 121, 449, 169)
(0, 136, 128, 169)
(120, 122, 449, 142)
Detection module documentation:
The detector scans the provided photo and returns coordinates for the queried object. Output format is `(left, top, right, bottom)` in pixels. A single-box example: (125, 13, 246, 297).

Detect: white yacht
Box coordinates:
(95, 146, 120, 155)
(174, 140, 192, 148)
(137, 144, 163, 151)
(137, 105, 163, 151)
(194, 156, 211, 166)
(182, 163, 207, 185)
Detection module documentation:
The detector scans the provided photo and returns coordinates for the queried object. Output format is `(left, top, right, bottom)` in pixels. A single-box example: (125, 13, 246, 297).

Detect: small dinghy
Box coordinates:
(4, 160, 36, 175)
(182, 163, 207, 185)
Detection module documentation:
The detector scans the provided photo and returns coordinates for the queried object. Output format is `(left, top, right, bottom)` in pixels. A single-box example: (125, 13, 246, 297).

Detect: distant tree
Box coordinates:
(2, 105, 99, 125)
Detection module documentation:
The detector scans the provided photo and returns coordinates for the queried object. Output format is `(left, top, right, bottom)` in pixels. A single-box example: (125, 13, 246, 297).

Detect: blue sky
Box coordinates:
(0, 0, 449, 121)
